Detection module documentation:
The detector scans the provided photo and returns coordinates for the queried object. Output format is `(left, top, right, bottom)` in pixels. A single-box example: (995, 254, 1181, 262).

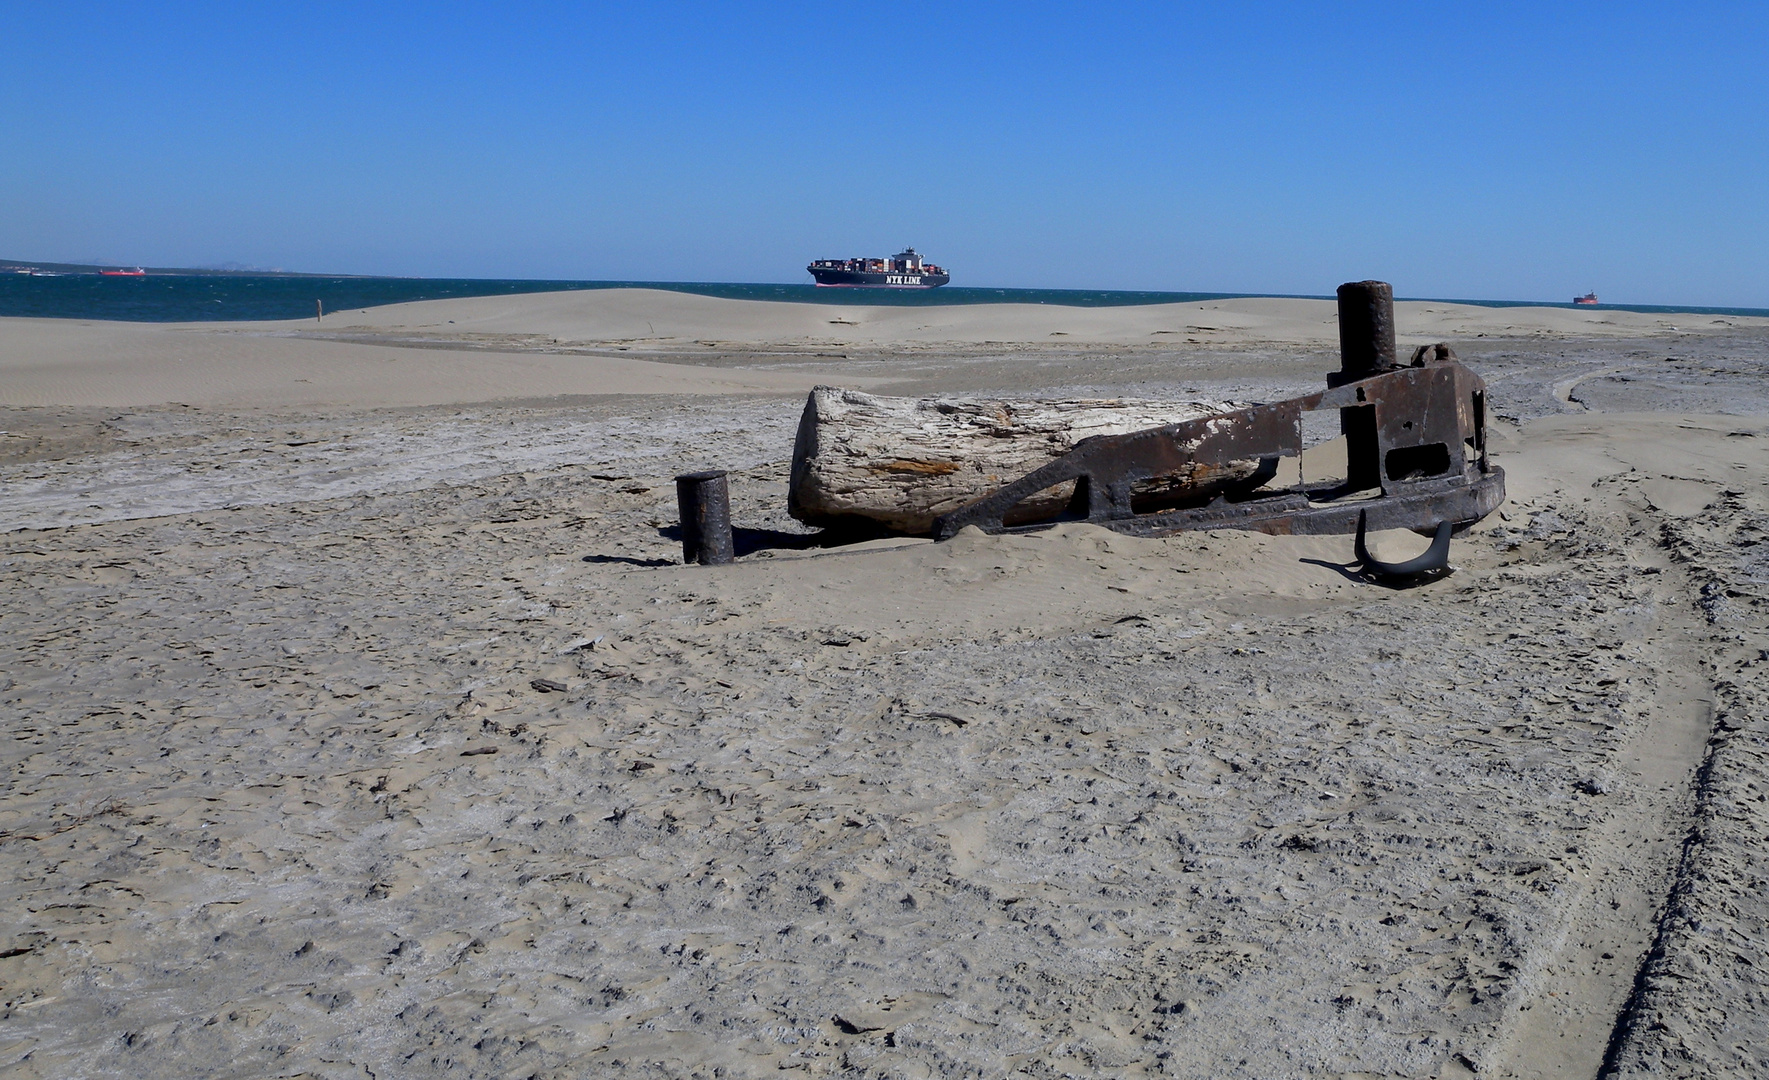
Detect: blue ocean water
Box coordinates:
(2, 272, 1764, 323)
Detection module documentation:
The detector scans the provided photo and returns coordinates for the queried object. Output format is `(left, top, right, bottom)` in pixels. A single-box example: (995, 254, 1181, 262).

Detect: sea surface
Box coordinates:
(3, 273, 1765, 323)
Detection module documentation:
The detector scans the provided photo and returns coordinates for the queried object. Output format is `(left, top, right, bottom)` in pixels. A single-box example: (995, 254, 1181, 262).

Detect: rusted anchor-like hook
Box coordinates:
(1355, 510, 1453, 581)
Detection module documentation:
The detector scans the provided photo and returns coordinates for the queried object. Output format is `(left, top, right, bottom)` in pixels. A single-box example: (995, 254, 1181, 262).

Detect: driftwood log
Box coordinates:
(788, 386, 1254, 535)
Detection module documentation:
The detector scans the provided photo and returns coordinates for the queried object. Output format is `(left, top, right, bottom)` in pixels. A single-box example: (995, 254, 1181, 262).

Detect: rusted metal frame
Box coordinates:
(931, 394, 1315, 539)
(932, 361, 1504, 540)
(1091, 470, 1505, 538)
(1372, 365, 1465, 491)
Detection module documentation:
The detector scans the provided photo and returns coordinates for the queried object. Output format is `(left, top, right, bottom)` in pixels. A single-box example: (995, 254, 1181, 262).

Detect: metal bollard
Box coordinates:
(1332, 280, 1396, 490)
(1334, 280, 1397, 379)
(675, 470, 734, 565)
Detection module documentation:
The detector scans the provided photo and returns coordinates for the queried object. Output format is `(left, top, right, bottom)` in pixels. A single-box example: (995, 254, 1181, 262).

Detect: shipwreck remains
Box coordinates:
(788, 392, 1252, 535)
(931, 281, 1505, 539)
(681, 279, 1504, 563)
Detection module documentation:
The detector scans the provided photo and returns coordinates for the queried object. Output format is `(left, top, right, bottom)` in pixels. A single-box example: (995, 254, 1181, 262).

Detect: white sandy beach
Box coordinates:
(2, 291, 1767, 1079)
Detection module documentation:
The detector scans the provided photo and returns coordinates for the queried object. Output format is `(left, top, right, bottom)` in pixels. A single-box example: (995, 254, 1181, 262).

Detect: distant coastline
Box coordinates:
(0, 258, 366, 279)
(3, 261, 1765, 323)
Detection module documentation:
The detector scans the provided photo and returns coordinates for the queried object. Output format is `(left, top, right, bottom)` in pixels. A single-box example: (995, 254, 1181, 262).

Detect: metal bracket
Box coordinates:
(1356, 511, 1453, 580)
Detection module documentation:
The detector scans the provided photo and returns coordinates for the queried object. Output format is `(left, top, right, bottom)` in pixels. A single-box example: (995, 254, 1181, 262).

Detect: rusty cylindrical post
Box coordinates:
(676, 470, 734, 565)
(1333, 280, 1395, 490)
(1335, 280, 1397, 380)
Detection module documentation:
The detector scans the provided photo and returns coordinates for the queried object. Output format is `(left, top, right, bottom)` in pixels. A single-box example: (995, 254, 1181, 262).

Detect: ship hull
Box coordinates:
(808, 268, 949, 288)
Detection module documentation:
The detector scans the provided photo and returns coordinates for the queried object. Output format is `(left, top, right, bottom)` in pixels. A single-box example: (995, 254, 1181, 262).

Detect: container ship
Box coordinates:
(1573, 292, 1599, 305)
(808, 247, 949, 288)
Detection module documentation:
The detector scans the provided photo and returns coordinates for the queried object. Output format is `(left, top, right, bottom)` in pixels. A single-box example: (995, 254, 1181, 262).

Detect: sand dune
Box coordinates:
(4, 289, 1763, 408)
(0, 315, 878, 408)
(306, 287, 1764, 348)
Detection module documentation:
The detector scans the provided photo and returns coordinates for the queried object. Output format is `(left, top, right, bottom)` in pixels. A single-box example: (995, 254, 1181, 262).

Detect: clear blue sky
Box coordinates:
(3, 2, 1765, 306)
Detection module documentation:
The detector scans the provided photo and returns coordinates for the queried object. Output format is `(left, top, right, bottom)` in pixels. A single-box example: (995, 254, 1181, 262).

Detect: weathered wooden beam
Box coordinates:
(787, 387, 1250, 535)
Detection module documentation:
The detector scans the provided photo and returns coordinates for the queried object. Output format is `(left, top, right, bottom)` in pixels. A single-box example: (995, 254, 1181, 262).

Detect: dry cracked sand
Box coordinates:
(2, 307, 1768, 1079)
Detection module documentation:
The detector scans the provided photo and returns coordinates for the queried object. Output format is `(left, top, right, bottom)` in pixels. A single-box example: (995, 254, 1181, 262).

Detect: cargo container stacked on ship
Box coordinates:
(807, 247, 949, 288)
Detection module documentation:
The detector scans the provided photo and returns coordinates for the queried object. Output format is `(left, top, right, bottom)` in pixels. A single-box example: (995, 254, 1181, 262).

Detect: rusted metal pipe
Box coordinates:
(1334, 280, 1396, 489)
(676, 470, 734, 565)
(1335, 280, 1397, 381)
